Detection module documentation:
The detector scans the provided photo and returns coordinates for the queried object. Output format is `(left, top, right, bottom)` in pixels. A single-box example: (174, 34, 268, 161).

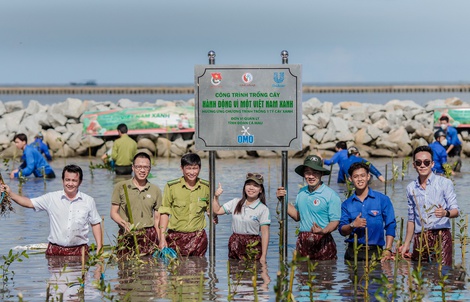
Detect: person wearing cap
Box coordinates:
(112, 123, 137, 175)
(342, 146, 385, 182)
(429, 130, 450, 175)
(439, 115, 462, 172)
(339, 162, 396, 262)
(317, 141, 348, 183)
(30, 132, 52, 161)
(212, 172, 271, 263)
(276, 155, 341, 260)
(400, 145, 459, 266)
(158, 153, 210, 257)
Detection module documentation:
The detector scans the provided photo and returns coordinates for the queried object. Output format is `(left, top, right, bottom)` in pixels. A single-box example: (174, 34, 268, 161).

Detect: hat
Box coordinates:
(246, 172, 264, 185)
(35, 133, 44, 139)
(294, 155, 330, 176)
(348, 146, 359, 156)
(434, 130, 446, 140)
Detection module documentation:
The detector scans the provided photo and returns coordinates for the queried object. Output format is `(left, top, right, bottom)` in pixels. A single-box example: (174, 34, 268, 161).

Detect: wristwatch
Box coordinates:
(445, 210, 450, 218)
(349, 222, 355, 229)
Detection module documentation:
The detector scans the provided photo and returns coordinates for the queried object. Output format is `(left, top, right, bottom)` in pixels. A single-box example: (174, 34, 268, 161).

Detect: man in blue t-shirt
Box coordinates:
(339, 161, 396, 262)
(29, 133, 52, 161)
(429, 130, 450, 175)
(318, 141, 348, 183)
(439, 115, 462, 172)
(341, 146, 385, 183)
(10, 133, 55, 179)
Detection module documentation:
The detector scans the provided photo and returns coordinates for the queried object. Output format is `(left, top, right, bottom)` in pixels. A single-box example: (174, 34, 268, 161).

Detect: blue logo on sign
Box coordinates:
(237, 135, 254, 144)
(272, 72, 285, 87)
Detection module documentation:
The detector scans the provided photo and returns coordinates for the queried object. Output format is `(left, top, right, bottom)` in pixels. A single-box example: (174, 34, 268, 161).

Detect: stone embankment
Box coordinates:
(0, 97, 468, 160)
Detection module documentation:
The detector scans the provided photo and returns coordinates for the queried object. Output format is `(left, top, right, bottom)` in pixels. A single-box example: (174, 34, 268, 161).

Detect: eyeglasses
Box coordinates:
(246, 172, 263, 180)
(133, 165, 151, 171)
(414, 160, 432, 167)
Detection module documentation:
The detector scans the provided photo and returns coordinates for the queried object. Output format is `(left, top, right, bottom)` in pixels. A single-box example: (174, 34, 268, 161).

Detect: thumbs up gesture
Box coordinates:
(215, 183, 223, 197)
(353, 213, 367, 228)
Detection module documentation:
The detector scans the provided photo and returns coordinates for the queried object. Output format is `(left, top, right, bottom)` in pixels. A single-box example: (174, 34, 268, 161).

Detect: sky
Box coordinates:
(1, 0, 470, 86)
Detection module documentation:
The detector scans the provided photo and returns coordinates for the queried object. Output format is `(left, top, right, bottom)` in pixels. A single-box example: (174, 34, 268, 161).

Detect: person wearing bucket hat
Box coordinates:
(276, 155, 341, 260)
(341, 147, 385, 182)
(429, 130, 450, 175)
(212, 172, 271, 263)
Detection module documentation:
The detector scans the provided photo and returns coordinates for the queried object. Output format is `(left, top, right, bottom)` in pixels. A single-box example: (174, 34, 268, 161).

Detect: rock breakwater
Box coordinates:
(0, 97, 468, 160)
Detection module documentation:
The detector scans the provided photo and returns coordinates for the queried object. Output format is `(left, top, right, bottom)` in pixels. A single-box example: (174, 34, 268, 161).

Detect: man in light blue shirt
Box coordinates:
(277, 155, 341, 260)
(400, 145, 459, 266)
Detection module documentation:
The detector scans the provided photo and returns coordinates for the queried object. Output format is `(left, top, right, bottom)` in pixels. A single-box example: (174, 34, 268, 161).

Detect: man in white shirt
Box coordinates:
(1, 165, 103, 256)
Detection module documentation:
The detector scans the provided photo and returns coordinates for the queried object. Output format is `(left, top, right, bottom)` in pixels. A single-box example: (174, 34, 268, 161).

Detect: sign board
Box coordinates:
(82, 107, 194, 136)
(434, 107, 470, 128)
(194, 64, 302, 150)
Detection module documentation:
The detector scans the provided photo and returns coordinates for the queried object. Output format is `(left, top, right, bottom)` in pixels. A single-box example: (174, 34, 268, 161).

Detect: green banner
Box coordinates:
(82, 106, 194, 136)
(434, 107, 470, 127)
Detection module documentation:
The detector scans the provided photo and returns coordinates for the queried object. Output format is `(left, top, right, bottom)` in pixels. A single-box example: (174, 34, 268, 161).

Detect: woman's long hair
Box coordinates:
(233, 180, 266, 215)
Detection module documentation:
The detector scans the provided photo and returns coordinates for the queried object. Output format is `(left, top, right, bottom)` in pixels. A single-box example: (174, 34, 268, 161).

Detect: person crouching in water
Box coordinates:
(213, 172, 271, 263)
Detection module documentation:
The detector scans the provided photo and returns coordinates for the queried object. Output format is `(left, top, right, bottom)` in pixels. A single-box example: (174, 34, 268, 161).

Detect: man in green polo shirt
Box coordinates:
(112, 123, 137, 175)
(111, 152, 162, 257)
(158, 153, 210, 256)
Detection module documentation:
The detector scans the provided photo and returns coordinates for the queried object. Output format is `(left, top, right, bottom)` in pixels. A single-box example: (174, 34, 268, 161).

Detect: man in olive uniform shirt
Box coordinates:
(112, 123, 137, 175)
(158, 153, 210, 256)
(111, 152, 162, 256)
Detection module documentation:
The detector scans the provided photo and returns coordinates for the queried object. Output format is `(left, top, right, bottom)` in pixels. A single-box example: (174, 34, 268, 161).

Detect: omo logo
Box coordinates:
(237, 126, 254, 144)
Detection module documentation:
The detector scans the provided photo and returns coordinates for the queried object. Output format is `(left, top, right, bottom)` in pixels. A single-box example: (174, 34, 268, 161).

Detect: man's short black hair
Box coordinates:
(14, 133, 28, 143)
(117, 123, 128, 133)
(133, 152, 151, 164)
(62, 164, 83, 182)
(439, 115, 450, 123)
(348, 161, 370, 177)
(181, 153, 201, 167)
(412, 145, 433, 160)
(336, 141, 347, 150)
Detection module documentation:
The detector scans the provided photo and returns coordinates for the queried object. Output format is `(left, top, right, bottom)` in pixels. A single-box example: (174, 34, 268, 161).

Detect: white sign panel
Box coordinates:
(195, 65, 302, 150)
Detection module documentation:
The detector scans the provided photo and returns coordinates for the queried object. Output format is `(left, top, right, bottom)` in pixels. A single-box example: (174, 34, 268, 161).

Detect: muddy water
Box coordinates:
(1, 156, 469, 301)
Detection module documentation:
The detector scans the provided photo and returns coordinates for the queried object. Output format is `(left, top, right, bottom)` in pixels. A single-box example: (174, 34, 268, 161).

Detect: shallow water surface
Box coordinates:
(1, 156, 469, 301)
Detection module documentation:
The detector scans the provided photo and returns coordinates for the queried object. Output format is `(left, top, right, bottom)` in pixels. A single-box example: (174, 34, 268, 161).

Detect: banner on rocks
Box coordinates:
(194, 64, 302, 150)
(82, 107, 194, 136)
(434, 107, 470, 128)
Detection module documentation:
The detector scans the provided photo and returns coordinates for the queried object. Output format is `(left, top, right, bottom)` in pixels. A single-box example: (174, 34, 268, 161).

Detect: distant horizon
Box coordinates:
(2, 80, 470, 87)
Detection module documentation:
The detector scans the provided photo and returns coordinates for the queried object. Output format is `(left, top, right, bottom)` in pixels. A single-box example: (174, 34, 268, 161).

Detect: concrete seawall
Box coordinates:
(1, 84, 470, 95)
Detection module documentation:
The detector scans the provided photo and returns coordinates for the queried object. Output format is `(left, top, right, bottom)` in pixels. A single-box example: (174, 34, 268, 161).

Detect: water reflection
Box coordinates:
(1, 157, 469, 301)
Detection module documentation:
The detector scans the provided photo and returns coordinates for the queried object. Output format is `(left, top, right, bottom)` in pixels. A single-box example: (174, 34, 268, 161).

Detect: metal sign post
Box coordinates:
(280, 50, 289, 263)
(208, 50, 216, 261)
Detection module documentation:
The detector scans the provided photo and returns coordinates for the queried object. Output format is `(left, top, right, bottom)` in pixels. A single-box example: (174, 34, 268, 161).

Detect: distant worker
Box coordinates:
(112, 123, 137, 175)
(317, 141, 348, 183)
(342, 146, 385, 182)
(439, 115, 462, 172)
(429, 130, 450, 175)
(30, 133, 52, 161)
(10, 133, 55, 179)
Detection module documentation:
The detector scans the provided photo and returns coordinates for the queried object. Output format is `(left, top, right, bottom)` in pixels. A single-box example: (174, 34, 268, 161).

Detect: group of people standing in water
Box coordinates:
(277, 144, 459, 266)
(0, 127, 460, 267)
